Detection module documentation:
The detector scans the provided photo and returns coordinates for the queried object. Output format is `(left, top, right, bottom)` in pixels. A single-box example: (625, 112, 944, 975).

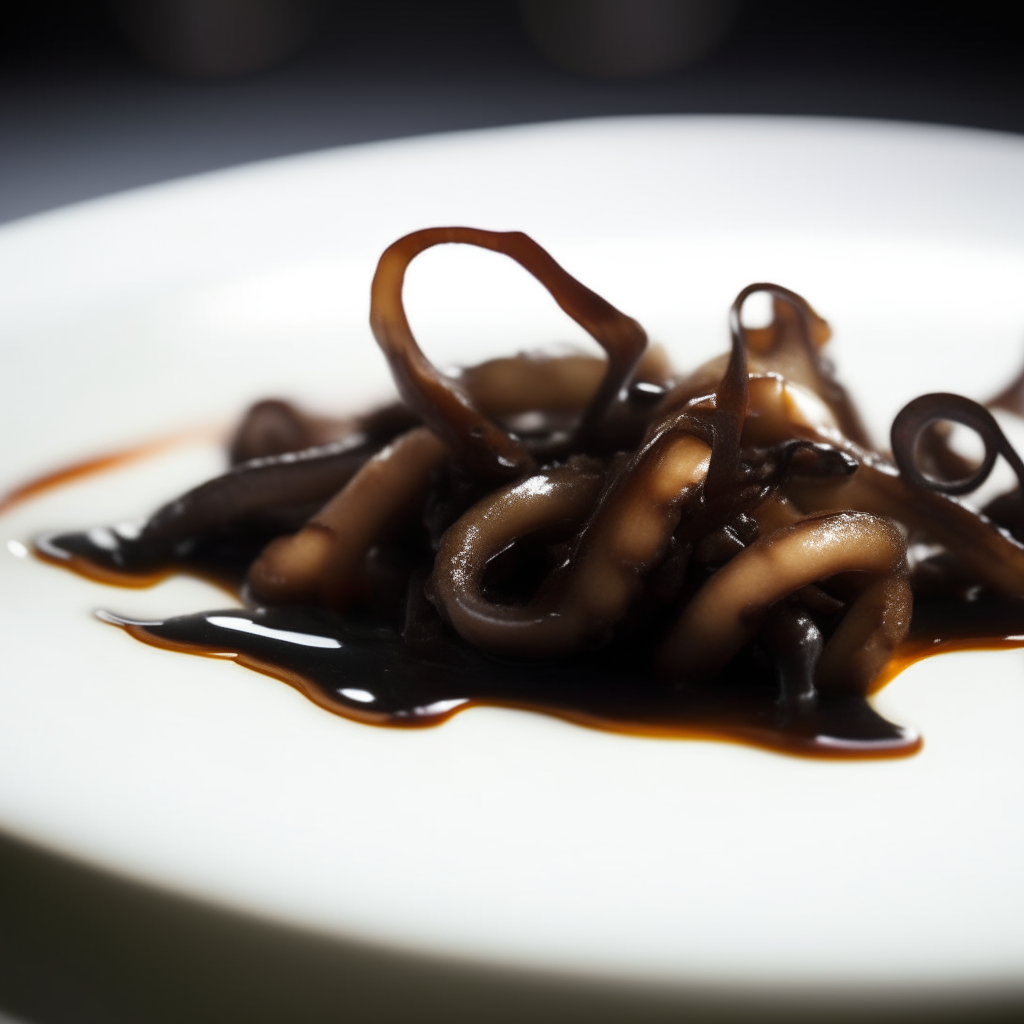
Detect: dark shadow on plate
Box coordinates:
(0, 827, 1021, 1024)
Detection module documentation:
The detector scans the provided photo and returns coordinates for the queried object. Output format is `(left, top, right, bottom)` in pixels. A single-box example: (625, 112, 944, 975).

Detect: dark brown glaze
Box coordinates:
(30, 229, 1024, 762)
(36, 511, 301, 592)
(23, 434, 962, 760)
(97, 605, 920, 759)
(48, 522, 1024, 759)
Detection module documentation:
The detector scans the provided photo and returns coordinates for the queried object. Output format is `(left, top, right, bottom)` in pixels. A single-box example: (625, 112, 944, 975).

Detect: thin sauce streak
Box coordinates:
(0, 427, 218, 517)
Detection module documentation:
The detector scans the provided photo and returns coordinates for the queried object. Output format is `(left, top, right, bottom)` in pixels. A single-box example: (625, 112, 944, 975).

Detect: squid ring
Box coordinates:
(433, 431, 712, 657)
(431, 459, 606, 656)
(656, 511, 911, 693)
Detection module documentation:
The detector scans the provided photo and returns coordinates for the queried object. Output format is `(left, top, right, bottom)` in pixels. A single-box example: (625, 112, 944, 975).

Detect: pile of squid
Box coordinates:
(41, 227, 1024, 720)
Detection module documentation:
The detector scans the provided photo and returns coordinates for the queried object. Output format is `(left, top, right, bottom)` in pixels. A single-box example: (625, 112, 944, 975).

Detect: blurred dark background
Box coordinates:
(2, 0, 1024, 225)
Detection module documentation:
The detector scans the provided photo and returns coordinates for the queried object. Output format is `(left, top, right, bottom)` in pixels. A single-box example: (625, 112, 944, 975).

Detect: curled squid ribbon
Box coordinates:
(743, 375, 1024, 597)
(42, 226, 1024, 761)
(890, 392, 1024, 498)
(370, 227, 648, 479)
(659, 283, 868, 446)
(432, 429, 712, 657)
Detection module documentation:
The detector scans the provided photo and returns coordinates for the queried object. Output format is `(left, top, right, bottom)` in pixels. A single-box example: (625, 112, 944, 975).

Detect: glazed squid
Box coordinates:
(35, 228, 1024, 757)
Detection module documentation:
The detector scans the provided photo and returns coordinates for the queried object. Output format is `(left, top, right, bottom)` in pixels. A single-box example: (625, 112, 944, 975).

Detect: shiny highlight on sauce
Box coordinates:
(28, 228, 1024, 761)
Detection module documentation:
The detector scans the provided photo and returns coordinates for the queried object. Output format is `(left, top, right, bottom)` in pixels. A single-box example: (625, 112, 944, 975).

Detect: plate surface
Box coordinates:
(4, 116, 1024, 994)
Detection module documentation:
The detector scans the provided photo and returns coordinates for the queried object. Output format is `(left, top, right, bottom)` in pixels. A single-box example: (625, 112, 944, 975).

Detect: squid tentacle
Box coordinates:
(249, 427, 448, 609)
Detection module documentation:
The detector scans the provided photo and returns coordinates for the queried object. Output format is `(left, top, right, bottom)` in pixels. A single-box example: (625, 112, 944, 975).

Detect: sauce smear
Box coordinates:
(38, 523, 1024, 760)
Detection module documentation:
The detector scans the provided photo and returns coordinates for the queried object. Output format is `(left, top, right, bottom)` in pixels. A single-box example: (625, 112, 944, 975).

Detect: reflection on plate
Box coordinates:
(3, 117, 1024, 996)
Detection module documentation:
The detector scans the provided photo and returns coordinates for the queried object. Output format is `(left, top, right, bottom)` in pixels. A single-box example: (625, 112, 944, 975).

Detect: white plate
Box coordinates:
(3, 116, 1024, 998)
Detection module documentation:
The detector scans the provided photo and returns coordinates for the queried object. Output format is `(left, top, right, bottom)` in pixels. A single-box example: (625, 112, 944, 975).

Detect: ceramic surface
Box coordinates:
(3, 116, 1024, 993)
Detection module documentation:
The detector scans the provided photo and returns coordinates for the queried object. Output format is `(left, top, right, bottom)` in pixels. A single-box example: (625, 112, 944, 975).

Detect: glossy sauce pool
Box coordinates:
(19, 440, 1024, 762)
